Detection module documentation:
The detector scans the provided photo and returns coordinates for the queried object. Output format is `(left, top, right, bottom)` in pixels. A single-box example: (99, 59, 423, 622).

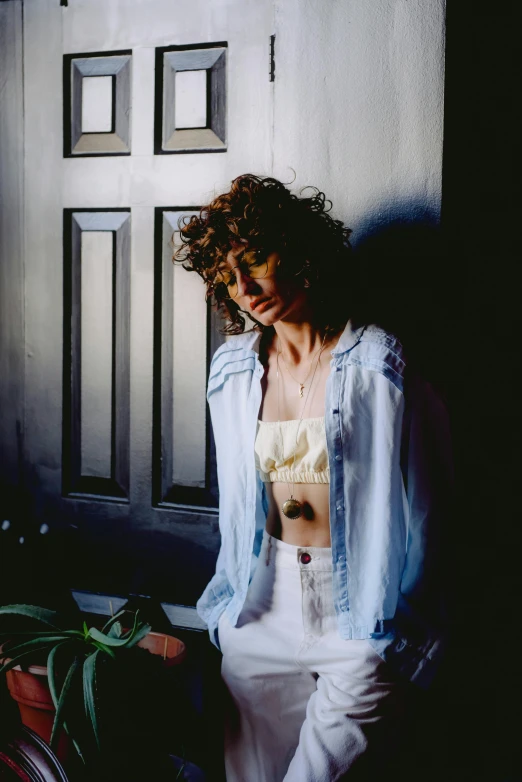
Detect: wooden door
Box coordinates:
(0, 0, 274, 623)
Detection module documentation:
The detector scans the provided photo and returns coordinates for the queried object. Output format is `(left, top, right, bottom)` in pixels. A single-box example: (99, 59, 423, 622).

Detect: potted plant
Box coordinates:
(0, 604, 188, 776)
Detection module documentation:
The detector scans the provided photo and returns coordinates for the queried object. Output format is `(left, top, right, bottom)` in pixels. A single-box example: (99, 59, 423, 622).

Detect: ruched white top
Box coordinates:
(254, 416, 330, 484)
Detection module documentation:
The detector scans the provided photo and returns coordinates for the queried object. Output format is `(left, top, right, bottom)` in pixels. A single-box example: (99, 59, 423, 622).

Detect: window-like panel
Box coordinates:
(153, 208, 223, 508)
(81, 76, 113, 133)
(63, 210, 131, 500)
(80, 231, 113, 477)
(155, 42, 227, 154)
(175, 70, 207, 129)
(64, 50, 131, 156)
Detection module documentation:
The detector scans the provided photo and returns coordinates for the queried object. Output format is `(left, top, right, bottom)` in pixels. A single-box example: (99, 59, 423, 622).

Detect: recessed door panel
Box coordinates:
(20, 0, 274, 609)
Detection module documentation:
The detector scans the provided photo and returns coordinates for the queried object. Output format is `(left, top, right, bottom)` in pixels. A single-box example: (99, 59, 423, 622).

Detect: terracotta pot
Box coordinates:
(133, 630, 187, 667)
(0, 631, 186, 767)
(1, 658, 71, 767)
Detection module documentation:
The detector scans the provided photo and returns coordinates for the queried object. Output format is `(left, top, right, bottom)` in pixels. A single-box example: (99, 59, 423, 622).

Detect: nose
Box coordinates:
(235, 265, 258, 298)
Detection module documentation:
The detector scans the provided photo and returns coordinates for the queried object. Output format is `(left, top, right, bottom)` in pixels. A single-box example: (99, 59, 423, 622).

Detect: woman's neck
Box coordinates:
(272, 320, 335, 365)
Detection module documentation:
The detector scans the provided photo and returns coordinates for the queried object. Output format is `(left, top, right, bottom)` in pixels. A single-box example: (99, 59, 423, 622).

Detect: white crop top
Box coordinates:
(254, 416, 330, 484)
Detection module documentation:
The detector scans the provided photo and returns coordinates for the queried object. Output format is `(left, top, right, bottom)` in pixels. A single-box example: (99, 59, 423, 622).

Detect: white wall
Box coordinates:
(272, 0, 446, 242)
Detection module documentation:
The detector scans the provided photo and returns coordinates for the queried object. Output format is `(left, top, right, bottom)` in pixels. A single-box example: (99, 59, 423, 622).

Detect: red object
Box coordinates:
(0, 630, 186, 769)
(300, 553, 312, 564)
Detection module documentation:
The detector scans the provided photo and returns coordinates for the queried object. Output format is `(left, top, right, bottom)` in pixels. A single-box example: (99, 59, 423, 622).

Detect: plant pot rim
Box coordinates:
(0, 643, 48, 676)
(0, 629, 186, 674)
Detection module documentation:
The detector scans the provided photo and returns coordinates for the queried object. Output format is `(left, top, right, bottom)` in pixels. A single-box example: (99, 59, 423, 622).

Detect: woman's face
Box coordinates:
(218, 242, 310, 327)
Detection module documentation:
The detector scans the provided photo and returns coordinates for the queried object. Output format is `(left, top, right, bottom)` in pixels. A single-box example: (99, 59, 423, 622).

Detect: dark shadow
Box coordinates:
(351, 209, 456, 399)
(348, 210, 466, 781)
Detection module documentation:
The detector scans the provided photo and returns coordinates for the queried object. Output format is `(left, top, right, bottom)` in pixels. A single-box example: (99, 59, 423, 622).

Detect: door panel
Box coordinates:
(19, 0, 274, 610)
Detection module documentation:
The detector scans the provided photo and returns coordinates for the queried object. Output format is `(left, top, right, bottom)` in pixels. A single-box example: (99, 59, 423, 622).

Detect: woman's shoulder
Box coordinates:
(357, 323, 404, 358)
(345, 322, 406, 392)
(210, 330, 262, 363)
(207, 330, 263, 394)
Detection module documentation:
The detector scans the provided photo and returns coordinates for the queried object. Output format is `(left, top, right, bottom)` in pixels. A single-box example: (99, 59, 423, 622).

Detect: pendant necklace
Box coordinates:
(279, 341, 324, 398)
(277, 333, 327, 519)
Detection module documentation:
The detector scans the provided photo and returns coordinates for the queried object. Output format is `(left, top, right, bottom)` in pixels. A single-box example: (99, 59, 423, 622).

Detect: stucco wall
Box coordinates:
(272, 0, 446, 242)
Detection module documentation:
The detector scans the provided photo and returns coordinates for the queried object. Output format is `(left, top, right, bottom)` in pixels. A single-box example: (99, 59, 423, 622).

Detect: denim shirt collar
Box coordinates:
(224, 319, 366, 359)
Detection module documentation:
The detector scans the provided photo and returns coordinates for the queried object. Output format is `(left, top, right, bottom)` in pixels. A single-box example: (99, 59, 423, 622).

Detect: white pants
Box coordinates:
(218, 532, 407, 782)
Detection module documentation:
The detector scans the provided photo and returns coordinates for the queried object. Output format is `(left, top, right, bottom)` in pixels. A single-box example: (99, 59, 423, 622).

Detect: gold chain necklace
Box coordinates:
(279, 341, 325, 398)
(276, 333, 327, 519)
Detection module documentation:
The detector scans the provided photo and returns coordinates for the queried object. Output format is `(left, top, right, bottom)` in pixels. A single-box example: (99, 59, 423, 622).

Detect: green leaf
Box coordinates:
(0, 605, 61, 628)
(89, 626, 140, 648)
(83, 621, 89, 637)
(46, 641, 72, 709)
(101, 609, 127, 634)
(107, 621, 122, 639)
(50, 654, 81, 750)
(0, 646, 52, 675)
(0, 636, 71, 660)
(89, 639, 116, 659)
(0, 630, 83, 638)
(121, 609, 140, 642)
(123, 623, 152, 648)
(71, 737, 86, 766)
(83, 650, 101, 750)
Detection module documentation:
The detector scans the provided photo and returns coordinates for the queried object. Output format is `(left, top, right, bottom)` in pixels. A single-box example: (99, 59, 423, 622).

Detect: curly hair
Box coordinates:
(174, 174, 355, 335)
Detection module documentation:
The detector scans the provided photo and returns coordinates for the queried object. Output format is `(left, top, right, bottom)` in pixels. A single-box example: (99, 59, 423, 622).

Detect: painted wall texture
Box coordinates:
(272, 0, 446, 241)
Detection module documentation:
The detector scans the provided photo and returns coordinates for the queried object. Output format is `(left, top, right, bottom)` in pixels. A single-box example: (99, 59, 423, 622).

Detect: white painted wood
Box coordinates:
(0, 0, 24, 493)
(160, 602, 206, 631)
(70, 589, 206, 631)
(63, 0, 274, 207)
(172, 256, 207, 488)
(81, 76, 113, 132)
(23, 0, 63, 505)
(131, 46, 155, 157)
(175, 70, 207, 129)
(74, 212, 129, 231)
(71, 590, 127, 616)
(70, 55, 131, 155)
(15, 0, 274, 608)
(128, 205, 154, 509)
(80, 231, 113, 478)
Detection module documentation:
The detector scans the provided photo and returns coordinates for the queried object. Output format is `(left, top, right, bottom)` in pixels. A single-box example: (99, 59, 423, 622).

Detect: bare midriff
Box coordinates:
(264, 481, 332, 547)
(259, 327, 344, 549)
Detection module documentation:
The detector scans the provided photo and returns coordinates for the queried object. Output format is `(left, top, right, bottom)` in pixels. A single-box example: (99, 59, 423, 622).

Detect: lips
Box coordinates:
(250, 298, 271, 312)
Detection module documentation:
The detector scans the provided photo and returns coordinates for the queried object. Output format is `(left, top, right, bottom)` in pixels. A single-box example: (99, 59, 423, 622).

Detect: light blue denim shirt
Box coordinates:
(197, 320, 453, 690)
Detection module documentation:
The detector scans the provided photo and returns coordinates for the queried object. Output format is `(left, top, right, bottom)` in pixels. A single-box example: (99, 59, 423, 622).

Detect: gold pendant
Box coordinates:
(282, 498, 302, 519)
(299, 384, 304, 398)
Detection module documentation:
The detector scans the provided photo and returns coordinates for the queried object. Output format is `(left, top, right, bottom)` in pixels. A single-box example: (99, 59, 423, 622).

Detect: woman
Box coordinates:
(176, 175, 452, 781)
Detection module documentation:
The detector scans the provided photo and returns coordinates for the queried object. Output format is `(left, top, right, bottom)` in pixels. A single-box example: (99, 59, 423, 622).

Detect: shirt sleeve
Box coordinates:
(396, 373, 454, 685)
(400, 374, 453, 616)
(368, 371, 454, 689)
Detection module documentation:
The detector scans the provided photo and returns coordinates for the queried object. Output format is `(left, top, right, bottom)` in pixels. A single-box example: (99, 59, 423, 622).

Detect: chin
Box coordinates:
(253, 309, 281, 327)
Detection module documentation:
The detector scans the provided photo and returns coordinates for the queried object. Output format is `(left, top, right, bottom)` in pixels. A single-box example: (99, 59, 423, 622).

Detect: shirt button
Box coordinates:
(338, 555, 345, 562)
(335, 454, 342, 461)
(300, 552, 312, 564)
(336, 504, 343, 511)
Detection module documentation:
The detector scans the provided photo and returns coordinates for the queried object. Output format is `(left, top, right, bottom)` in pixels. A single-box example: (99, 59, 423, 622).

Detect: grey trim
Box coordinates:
(161, 46, 227, 152)
(73, 212, 130, 232)
(68, 53, 132, 156)
(153, 209, 221, 509)
(63, 210, 131, 500)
